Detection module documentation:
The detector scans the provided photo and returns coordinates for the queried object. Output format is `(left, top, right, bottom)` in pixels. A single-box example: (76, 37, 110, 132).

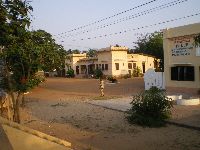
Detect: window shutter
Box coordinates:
(171, 67, 178, 80)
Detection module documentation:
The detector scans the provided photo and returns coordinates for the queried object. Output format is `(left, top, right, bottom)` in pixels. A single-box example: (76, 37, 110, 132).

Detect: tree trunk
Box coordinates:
(21, 93, 25, 107)
(13, 93, 22, 123)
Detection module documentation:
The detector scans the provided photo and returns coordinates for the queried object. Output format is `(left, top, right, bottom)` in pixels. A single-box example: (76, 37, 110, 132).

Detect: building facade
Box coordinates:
(65, 46, 157, 78)
(163, 23, 200, 94)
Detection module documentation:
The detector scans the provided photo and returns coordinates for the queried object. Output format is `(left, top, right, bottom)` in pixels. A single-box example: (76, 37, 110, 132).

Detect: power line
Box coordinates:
(58, 33, 147, 43)
(64, 12, 200, 41)
(54, 0, 158, 36)
(64, 44, 94, 49)
(57, 0, 189, 39)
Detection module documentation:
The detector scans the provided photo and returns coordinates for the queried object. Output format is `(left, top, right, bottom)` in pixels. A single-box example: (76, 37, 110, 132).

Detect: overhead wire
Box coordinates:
(55, 0, 159, 36)
(57, 0, 189, 39)
(65, 12, 200, 41)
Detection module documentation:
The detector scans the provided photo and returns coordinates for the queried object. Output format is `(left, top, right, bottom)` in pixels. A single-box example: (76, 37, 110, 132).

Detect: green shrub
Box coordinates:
(132, 66, 142, 77)
(123, 74, 130, 79)
(126, 87, 173, 127)
(107, 76, 117, 83)
(66, 69, 75, 78)
(94, 69, 103, 79)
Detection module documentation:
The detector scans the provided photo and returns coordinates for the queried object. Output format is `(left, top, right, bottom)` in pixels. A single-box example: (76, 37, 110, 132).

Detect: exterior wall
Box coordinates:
(127, 54, 155, 75)
(111, 50, 128, 76)
(65, 46, 157, 77)
(97, 51, 112, 76)
(77, 59, 98, 75)
(163, 23, 200, 90)
(65, 53, 87, 75)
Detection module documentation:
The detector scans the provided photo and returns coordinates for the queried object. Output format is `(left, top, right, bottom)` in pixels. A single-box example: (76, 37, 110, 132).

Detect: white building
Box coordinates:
(65, 46, 158, 78)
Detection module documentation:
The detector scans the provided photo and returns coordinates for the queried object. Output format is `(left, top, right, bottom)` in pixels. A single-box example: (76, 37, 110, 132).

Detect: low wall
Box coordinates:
(0, 117, 72, 148)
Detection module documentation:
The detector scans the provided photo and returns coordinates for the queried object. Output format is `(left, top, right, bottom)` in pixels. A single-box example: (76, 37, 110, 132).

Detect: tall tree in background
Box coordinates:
(194, 34, 200, 46)
(31, 30, 67, 74)
(86, 48, 97, 57)
(72, 49, 80, 54)
(66, 49, 72, 55)
(133, 32, 163, 70)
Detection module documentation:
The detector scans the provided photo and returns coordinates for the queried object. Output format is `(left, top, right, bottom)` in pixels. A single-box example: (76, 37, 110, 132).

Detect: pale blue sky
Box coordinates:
(30, 0, 200, 51)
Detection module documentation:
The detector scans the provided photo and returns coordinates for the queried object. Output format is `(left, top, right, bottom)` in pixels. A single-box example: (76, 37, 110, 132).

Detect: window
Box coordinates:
(142, 62, 145, 73)
(76, 66, 79, 75)
(128, 63, 132, 69)
(133, 63, 136, 69)
(115, 63, 119, 70)
(171, 66, 194, 81)
(105, 64, 108, 70)
(102, 64, 105, 70)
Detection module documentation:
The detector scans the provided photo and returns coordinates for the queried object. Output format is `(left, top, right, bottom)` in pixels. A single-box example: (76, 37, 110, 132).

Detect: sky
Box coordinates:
(30, 0, 200, 51)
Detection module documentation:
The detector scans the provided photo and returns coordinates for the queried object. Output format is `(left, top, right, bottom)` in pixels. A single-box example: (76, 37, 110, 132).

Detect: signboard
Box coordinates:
(172, 37, 194, 56)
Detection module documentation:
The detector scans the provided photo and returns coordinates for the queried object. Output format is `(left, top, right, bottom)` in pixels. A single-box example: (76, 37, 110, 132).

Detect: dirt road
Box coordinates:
(20, 78, 200, 150)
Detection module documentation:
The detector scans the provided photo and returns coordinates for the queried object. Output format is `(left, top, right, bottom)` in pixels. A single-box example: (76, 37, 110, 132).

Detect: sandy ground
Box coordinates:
(19, 78, 200, 150)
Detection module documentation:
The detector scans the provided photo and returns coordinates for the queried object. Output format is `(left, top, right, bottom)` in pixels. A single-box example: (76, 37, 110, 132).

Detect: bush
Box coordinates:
(123, 74, 130, 79)
(66, 69, 75, 78)
(107, 76, 117, 83)
(94, 69, 103, 79)
(132, 66, 142, 77)
(126, 87, 173, 127)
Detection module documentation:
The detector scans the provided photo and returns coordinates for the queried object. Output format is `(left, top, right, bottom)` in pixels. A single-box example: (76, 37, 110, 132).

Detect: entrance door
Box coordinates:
(128, 70, 131, 76)
(76, 66, 79, 75)
(142, 62, 145, 73)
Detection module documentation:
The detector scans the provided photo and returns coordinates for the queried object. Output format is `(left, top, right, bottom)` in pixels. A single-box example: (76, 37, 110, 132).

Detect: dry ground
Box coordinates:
(20, 78, 200, 150)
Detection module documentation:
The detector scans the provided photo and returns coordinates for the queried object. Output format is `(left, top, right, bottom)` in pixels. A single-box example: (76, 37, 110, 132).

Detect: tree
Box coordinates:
(66, 49, 80, 54)
(86, 48, 97, 57)
(31, 30, 67, 76)
(133, 32, 163, 70)
(0, 0, 66, 123)
(55, 44, 67, 77)
(66, 49, 72, 55)
(0, 0, 34, 123)
(194, 34, 200, 47)
(72, 49, 80, 54)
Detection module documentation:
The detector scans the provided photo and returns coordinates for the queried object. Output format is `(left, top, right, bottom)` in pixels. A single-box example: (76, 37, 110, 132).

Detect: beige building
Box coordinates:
(163, 22, 200, 94)
(65, 46, 157, 78)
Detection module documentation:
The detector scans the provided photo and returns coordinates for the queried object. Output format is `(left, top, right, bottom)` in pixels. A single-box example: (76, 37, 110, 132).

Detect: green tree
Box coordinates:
(0, 0, 66, 123)
(86, 48, 97, 57)
(133, 32, 163, 70)
(0, 0, 33, 123)
(72, 49, 80, 54)
(55, 44, 67, 77)
(66, 49, 72, 55)
(31, 30, 67, 76)
(194, 34, 200, 47)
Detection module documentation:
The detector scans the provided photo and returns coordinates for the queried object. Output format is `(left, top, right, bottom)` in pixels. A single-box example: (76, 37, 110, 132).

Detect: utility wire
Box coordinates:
(59, 32, 147, 43)
(57, 0, 188, 39)
(64, 12, 200, 41)
(55, 0, 158, 36)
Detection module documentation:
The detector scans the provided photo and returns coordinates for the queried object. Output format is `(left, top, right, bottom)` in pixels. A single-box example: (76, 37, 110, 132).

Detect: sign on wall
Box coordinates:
(172, 37, 194, 56)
